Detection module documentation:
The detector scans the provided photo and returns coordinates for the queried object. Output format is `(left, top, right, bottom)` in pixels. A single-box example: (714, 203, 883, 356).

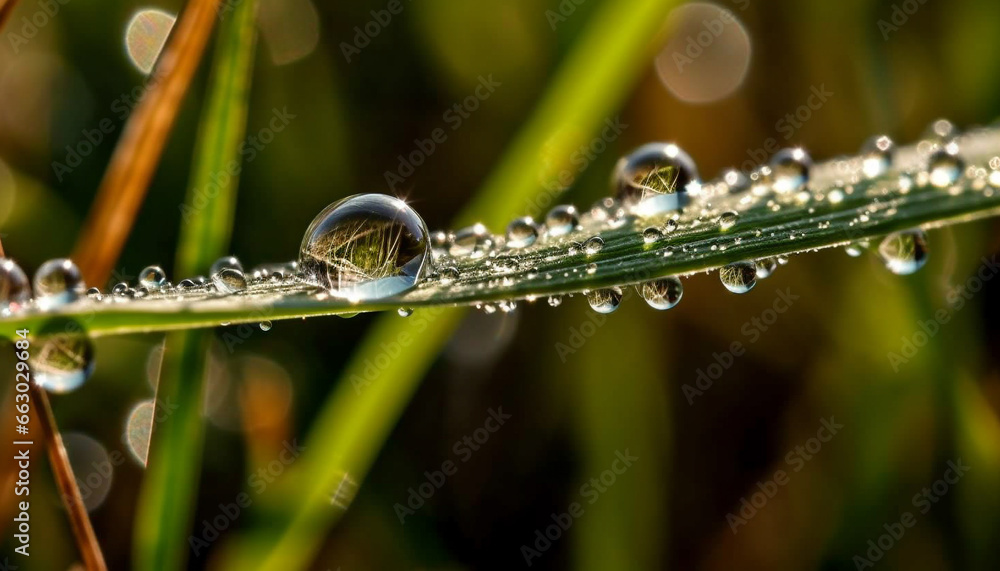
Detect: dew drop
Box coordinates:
(755, 257, 777, 279)
(861, 135, 895, 178)
(31, 335, 95, 393)
(212, 268, 248, 294)
(498, 300, 518, 313)
(643, 227, 662, 244)
(430, 230, 453, 252)
(86, 287, 103, 301)
(505, 217, 539, 249)
(299, 194, 430, 299)
(177, 279, 197, 289)
(0, 258, 31, 316)
(397, 307, 413, 317)
(139, 265, 168, 290)
(639, 277, 683, 310)
(718, 211, 739, 231)
(878, 230, 928, 275)
(614, 143, 699, 210)
(545, 205, 579, 237)
(586, 263, 598, 274)
(587, 287, 622, 314)
(34, 258, 85, 310)
(451, 223, 493, 258)
(770, 148, 812, 194)
(210, 256, 243, 276)
(928, 148, 963, 189)
(664, 219, 679, 233)
(547, 295, 563, 308)
(438, 265, 460, 284)
(719, 261, 756, 293)
(844, 240, 869, 257)
(583, 236, 605, 255)
(722, 169, 750, 194)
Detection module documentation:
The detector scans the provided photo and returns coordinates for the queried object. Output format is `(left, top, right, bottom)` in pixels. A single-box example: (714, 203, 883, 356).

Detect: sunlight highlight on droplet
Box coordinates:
(125, 9, 177, 74)
(655, 2, 752, 104)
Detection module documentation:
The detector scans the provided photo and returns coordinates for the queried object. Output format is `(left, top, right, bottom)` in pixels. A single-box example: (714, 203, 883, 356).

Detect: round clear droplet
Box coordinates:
(34, 258, 85, 310)
(643, 227, 662, 244)
(31, 335, 95, 393)
(755, 257, 777, 279)
(861, 135, 895, 179)
(210, 256, 243, 276)
(212, 268, 247, 294)
(719, 261, 757, 293)
(450, 223, 493, 258)
(616, 143, 699, 214)
(505, 217, 539, 249)
(770, 148, 811, 194)
(639, 277, 683, 310)
(718, 211, 739, 230)
(928, 149, 963, 189)
(878, 230, 928, 275)
(587, 287, 622, 314)
(0, 258, 31, 316)
(299, 194, 430, 299)
(545, 205, 579, 237)
(397, 307, 413, 317)
(139, 265, 168, 290)
(583, 236, 605, 255)
(259, 321, 272, 331)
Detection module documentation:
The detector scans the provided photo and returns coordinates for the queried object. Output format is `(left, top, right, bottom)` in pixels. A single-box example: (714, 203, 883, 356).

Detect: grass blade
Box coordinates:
(131, 1, 259, 569)
(71, 0, 222, 285)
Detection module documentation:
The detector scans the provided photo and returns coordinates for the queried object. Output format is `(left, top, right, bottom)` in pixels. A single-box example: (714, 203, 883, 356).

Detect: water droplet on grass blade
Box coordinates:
(0, 258, 31, 316)
(718, 211, 739, 230)
(211, 256, 243, 276)
(878, 230, 928, 275)
(259, 321, 272, 331)
(545, 205, 579, 237)
(587, 288, 622, 314)
(34, 258, 85, 309)
(720, 261, 757, 293)
(583, 236, 604, 255)
(397, 307, 413, 317)
(640, 277, 683, 310)
(844, 240, 869, 257)
(928, 148, 963, 189)
(505, 217, 538, 249)
(299, 194, 430, 299)
(643, 227, 662, 243)
(861, 135, 895, 178)
(755, 257, 777, 278)
(139, 265, 168, 290)
(212, 268, 247, 293)
(615, 143, 699, 210)
(451, 223, 493, 258)
(31, 335, 95, 393)
(770, 148, 811, 194)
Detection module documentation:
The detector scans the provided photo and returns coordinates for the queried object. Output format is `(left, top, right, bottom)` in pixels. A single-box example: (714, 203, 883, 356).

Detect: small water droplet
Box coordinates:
(844, 239, 869, 257)
(664, 219, 678, 233)
(498, 300, 518, 313)
(545, 205, 579, 237)
(721, 169, 750, 194)
(139, 265, 168, 290)
(547, 295, 563, 307)
(878, 230, 928, 275)
(718, 211, 739, 231)
(639, 277, 682, 310)
(438, 266, 460, 284)
(86, 287, 103, 301)
(505, 217, 539, 249)
(861, 135, 895, 178)
(212, 268, 247, 294)
(755, 257, 777, 279)
(643, 227, 662, 244)
(615, 143, 699, 209)
(586, 263, 598, 274)
(34, 258, 85, 310)
(299, 194, 430, 299)
(397, 307, 413, 317)
(31, 335, 95, 393)
(481, 303, 497, 314)
(259, 321, 272, 331)
(451, 223, 493, 258)
(719, 261, 757, 293)
(210, 256, 243, 276)
(177, 279, 197, 289)
(770, 148, 811, 194)
(430, 230, 453, 252)
(928, 148, 963, 189)
(587, 287, 622, 314)
(0, 258, 31, 316)
(583, 236, 605, 255)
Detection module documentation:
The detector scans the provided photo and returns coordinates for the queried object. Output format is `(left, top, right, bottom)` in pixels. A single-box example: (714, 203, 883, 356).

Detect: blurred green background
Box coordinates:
(3, 0, 1000, 569)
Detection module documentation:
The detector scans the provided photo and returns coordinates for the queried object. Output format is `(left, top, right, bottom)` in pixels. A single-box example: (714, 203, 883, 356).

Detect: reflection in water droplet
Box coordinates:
(547, 295, 563, 307)
(640, 277, 683, 310)
(928, 148, 963, 189)
(124, 9, 177, 74)
(719, 261, 757, 293)
(397, 307, 413, 317)
(451, 223, 492, 258)
(643, 227, 662, 244)
(878, 230, 928, 275)
(755, 257, 777, 278)
(0, 258, 31, 316)
(616, 143, 699, 213)
(664, 219, 678, 233)
(212, 268, 248, 294)
(587, 287, 622, 314)
(31, 335, 95, 393)
(770, 148, 811, 194)
(505, 217, 538, 249)
(545, 205, 579, 237)
(259, 321, 272, 331)
(299, 194, 430, 299)
(34, 258, 85, 309)
(722, 169, 750, 193)
(718, 211, 739, 230)
(139, 265, 168, 290)
(583, 236, 605, 255)
(861, 135, 895, 178)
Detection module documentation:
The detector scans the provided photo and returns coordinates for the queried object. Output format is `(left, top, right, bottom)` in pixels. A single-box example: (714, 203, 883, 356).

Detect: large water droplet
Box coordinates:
(583, 236, 605, 255)
(927, 148, 963, 189)
(299, 194, 430, 299)
(451, 224, 493, 258)
(31, 335, 95, 393)
(615, 143, 699, 207)
(770, 148, 811, 194)
(587, 288, 622, 314)
(34, 258, 85, 310)
(0, 258, 31, 316)
(719, 262, 757, 293)
(878, 230, 928, 275)
(139, 265, 168, 290)
(505, 217, 539, 249)
(861, 135, 895, 178)
(545, 205, 579, 237)
(639, 277, 683, 310)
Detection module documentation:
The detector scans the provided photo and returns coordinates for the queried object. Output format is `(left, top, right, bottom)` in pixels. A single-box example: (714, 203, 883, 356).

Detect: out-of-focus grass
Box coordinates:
(132, 1, 259, 569)
(220, 0, 678, 568)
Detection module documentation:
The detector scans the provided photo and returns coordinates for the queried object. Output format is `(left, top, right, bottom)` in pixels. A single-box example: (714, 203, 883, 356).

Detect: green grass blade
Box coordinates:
(220, 0, 678, 568)
(131, 1, 259, 569)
